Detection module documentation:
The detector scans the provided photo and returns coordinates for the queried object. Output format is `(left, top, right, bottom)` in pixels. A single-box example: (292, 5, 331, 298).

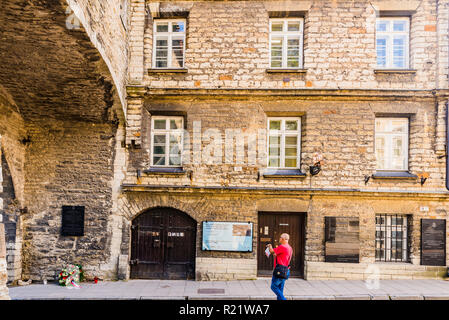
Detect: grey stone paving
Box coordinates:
(7, 278, 449, 300)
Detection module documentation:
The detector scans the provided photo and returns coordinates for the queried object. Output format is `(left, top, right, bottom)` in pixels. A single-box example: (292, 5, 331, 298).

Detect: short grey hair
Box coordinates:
(280, 233, 290, 241)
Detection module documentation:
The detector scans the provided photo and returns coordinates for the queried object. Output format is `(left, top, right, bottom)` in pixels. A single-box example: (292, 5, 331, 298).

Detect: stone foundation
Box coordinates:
(196, 258, 257, 281)
(306, 262, 447, 280)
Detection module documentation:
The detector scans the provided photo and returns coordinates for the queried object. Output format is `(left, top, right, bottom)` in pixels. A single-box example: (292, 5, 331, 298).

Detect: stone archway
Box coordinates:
(130, 207, 197, 280)
(0, 149, 22, 284)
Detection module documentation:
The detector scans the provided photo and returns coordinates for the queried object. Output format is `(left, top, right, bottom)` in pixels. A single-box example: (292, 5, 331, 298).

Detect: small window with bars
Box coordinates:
(375, 214, 411, 262)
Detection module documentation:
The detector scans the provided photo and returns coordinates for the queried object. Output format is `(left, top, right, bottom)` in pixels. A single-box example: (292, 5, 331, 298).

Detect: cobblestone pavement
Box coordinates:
(7, 278, 449, 300)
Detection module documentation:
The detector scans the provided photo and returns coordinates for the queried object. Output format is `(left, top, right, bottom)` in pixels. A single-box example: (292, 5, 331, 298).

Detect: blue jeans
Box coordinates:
(271, 269, 290, 300)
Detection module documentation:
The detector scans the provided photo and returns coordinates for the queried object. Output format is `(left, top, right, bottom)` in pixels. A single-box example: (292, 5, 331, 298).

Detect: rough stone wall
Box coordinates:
(21, 120, 119, 281)
(0, 141, 10, 299)
(125, 98, 444, 191)
(67, 0, 129, 111)
(0, 87, 26, 284)
(140, 0, 447, 90)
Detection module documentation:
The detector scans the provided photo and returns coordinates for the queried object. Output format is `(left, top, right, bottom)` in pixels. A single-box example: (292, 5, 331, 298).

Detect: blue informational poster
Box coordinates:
(202, 221, 253, 252)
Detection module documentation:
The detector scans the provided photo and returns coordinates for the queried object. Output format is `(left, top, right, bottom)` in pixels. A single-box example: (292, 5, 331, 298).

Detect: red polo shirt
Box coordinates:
(273, 244, 293, 268)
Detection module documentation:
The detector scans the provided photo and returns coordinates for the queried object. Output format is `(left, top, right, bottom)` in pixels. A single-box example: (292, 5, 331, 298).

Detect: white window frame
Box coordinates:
(269, 18, 304, 69)
(375, 118, 409, 171)
(150, 116, 184, 167)
(152, 19, 186, 69)
(267, 117, 302, 169)
(375, 17, 410, 69)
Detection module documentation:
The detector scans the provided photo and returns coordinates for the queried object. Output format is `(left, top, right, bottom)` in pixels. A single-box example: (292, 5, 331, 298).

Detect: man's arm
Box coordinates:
(266, 244, 276, 256)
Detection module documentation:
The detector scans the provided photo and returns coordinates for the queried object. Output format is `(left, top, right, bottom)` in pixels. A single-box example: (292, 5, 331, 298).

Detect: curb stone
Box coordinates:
(390, 295, 424, 300)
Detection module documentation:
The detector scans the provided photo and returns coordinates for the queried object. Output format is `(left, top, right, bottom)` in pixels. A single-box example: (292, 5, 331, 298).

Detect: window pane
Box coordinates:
(375, 118, 388, 132)
(288, 21, 300, 31)
(287, 58, 299, 68)
(169, 156, 181, 166)
(393, 21, 406, 32)
(155, 37, 168, 68)
(172, 22, 185, 32)
(391, 119, 407, 133)
(170, 119, 183, 129)
(171, 38, 184, 68)
(153, 145, 165, 155)
(393, 36, 406, 68)
(153, 156, 166, 166)
(170, 139, 182, 158)
(285, 136, 298, 145)
(154, 120, 166, 130)
(156, 23, 169, 32)
(376, 20, 388, 32)
(269, 120, 281, 130)
(376, 37, 387, 67)
(271, 22, 283, 32)
(284, 158, 297, 168)
(153, 134, 166, 144)
(285, 147, 297, 157)
(285, 120, 298, 131)
(156, 60, 167, 68)
(269, 146, 280, 156)
(271, 37, 283, 68)
(269, 135, 281, 145)
(269, 157, 280, 167)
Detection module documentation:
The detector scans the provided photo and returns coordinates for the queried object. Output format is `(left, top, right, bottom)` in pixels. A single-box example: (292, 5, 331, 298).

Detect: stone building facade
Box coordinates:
(0, 0, 448, 286)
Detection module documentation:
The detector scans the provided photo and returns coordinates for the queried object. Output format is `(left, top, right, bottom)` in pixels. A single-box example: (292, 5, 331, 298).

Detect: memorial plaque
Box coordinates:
(325, 217, 359, 263)
(61, 206, 85, 236)
(421, 219, 446, 266)
(0, 224, 5, 258)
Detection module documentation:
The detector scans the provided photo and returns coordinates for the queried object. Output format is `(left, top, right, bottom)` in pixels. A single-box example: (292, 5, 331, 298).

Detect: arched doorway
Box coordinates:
(130, 207, 197, 280)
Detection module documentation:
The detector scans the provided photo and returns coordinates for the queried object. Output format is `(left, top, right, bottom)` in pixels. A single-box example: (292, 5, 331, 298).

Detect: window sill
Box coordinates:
(372, 171, 418, 180)
(143, 167, 186, 175)
(261, 169, 307, 178)
(266, 68, 307, 74)
(148, 68, 188, 74)
(374, 69, 417, 74)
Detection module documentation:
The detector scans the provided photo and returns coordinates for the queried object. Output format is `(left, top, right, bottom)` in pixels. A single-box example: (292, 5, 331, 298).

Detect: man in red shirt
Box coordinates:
(266, 233, 293, 300)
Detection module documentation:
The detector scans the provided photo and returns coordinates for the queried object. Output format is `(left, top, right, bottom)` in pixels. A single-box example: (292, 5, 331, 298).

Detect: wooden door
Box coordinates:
(130, 207, 197, 279)
(257, 212, 305, 278)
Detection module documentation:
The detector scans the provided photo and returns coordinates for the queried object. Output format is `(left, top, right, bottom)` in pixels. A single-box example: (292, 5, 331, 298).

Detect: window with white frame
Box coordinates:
(375, 214, 410, 262)
(375, 118, 409, 171)
(151, 117, 184, 167)
(269, 18, 304, 69)
(376, 17, 410, 69)
(267, 118, 301, 168)
(153, 20, 186, 68)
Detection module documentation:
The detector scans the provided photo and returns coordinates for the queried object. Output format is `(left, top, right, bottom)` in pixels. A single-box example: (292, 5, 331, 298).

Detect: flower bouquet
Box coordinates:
(58, 264, 84, 288)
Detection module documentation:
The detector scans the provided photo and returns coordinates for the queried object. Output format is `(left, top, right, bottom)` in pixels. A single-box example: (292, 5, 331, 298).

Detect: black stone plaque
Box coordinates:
(325, 217, 360, 263)
(421, 219, 446, 266)
(61, 206, 85, 236)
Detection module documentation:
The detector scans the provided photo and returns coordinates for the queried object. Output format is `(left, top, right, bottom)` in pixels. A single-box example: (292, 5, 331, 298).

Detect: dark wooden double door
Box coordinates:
(130, 207, 197, 280)
(257, 212, 306, 278)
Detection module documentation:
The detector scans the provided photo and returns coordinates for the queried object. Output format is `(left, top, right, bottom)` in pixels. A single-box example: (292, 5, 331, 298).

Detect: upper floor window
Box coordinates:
(375, 118, 409, 171)
(267, 118, 301, 169)
(376, 18, 410, 69)
(151, 116, 184, 167)
(269, 18, 304, 69)
(153, 20, 186, 69)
